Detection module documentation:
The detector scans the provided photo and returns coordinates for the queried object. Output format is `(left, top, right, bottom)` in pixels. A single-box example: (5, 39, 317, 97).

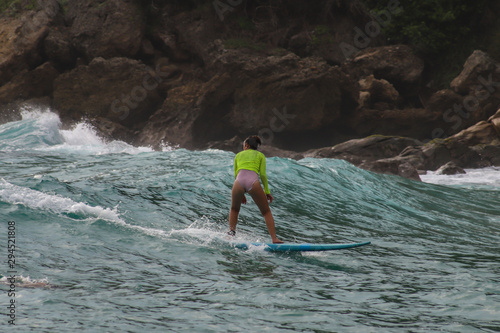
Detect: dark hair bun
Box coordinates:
(244, 135, 262, 150)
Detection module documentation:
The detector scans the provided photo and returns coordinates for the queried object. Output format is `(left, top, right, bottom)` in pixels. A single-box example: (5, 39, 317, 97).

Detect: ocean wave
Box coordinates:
(0, 108, 155, 154)
(0, 179, 167, 238)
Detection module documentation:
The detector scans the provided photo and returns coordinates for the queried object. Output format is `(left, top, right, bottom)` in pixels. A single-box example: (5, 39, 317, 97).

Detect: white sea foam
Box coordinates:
(45, 120, 154, 155)
(0, 274, 50, 286)
(421, 167, 500, 187)
(8, 108, 157, 154)
(168, 218, 270, 252)
(0, 179, 167, 237)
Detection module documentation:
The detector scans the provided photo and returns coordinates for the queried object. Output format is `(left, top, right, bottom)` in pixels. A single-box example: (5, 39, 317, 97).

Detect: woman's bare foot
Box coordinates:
(272, 238, 284, 244)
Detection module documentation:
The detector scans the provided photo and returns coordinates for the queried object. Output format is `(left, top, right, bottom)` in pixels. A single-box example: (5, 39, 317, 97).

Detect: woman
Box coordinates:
(228, 135, 283, 243)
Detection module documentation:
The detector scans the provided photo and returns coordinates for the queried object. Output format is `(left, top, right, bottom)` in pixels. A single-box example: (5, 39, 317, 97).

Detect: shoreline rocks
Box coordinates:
(1, 3, 500, 181)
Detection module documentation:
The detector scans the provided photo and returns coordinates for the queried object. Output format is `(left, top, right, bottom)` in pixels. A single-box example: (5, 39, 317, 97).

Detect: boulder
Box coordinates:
(53, 57, 165, 127)
(442, 50, 500, 134)
(425, 89, 463, 113)
(68, 0, 144, 60)
(90, 117, 135, 143)
(166, 10, 218, 66)
(0, 5, 59, 85)
(435, 162, 466, 175)
(149, 28, 194, 63)
(451, 121, 500, 146)
(384, 137, 490, 172)
(135, 80, 205, 150)
(259, 145, 305, 160)
(420, 139, 486, 170)
(0, 62, 60, 104)
(44, 28, 76, 68)
(343, 45, 424, 97)
(206, 135, 243, 153)
(358, 74, 399, 109)
(304, 135, 423, 165)
(488, 108, 500, 134)
(447, 108, 500, 146)
(472, 145, 500, 166)
(359, 158, 421, 181)
(450, 50, 500, 95)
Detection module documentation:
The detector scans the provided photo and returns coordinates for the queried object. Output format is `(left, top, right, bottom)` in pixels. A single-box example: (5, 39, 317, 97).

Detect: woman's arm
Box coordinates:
(259, 154, 270, 195)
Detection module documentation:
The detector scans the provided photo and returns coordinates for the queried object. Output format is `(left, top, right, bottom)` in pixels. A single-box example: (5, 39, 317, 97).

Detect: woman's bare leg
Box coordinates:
(229, 180, 245, 232)
(249, 185, 283, 243)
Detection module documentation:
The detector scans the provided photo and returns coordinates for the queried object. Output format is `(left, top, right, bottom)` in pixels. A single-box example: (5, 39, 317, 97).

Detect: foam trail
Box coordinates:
(0, 179, 167, 237)
(167, 218, 270, 251)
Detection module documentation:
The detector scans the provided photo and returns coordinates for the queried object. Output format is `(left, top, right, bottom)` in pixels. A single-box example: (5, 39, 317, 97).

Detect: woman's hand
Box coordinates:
(266, 194, 274, 203)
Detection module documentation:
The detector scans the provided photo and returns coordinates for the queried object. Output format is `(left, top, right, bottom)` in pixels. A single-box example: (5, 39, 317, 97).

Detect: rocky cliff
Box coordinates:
(1, 0, 500, 180)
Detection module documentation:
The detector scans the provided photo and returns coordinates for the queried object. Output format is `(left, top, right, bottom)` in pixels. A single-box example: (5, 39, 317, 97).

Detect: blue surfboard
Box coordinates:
(231, 241, 371, 252)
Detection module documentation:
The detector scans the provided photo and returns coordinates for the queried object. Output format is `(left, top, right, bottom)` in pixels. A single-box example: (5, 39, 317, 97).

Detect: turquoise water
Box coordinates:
(1, 110, 499, 332)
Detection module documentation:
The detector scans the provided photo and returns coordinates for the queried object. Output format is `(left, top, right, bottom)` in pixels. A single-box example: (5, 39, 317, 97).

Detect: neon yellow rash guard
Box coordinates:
(234, 149, 270, 194)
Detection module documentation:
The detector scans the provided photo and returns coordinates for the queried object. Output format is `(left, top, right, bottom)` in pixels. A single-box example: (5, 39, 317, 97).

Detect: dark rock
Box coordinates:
(206, 135, 243, 153)
(487, 108, 500, 135)
(436, 162, 466, 175)
(166, 10, 217, 66)
(472, 145, 500, 166)
(398, 162, 422, 180)
(137, 51, 359, 150)
(451, 121, 500, 146)
(0, 62, 60, 104)
(135, 80, 205, 150)
(228, 57, 358, 135)
(348, 108, 440, 140)
(44, 28, 76, 68)
(53, 57, 164, 127)
(422, 139, 486, 170)
(0, 7, 58, 86)
(90, 117, 135, 144)
(450, 50, 500, 95)
(425, 89, 463, 113)
(149, 29, 193, 63)
(259, 145, 304, 160)
(304, 134, 424, 180)
(359, 158, 421, 181)
(68, 0, 144, 61)
(206, 135, 304, 159)
(305, 135, 423, 165)
(446, 108, 500, 146)
(2, 1, 500, 185)
(358, 75, 399, 109)
(343, 45, 424, 97)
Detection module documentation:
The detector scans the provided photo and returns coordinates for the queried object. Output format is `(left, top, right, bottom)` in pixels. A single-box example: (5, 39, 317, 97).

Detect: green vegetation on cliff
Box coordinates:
(361, 0, 500, 87)
(0, 0, 36, 14)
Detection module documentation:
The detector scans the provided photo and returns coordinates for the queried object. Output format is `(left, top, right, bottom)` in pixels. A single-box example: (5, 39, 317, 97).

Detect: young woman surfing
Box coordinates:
(228, 135, 283, 244)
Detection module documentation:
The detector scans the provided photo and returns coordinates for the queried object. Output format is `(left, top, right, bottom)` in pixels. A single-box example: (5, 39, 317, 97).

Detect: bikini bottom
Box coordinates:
(236, 169, 259, 193)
